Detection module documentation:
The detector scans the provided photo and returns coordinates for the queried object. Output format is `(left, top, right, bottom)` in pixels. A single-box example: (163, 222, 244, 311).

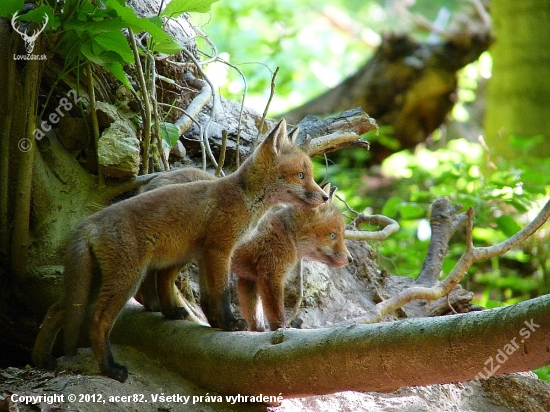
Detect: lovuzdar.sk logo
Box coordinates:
(11, 10, 48, 60)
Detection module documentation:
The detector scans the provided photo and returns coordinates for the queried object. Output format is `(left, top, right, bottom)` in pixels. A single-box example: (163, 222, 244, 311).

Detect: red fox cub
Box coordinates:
(232, 183, 352, 331)
(32, 119, 328, 382)
(136, 169, 352, 332)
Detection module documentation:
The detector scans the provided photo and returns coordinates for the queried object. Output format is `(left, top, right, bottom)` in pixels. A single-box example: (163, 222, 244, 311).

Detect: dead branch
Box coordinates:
(292, 108, 375, 157)
(416, 197, 467, 286)
(255, 67, 279, 145)
(348, 198, 550, 324)
(172, 75, 211, 137)
(336, 192, 399, 242)
(345, 214, 400, 241)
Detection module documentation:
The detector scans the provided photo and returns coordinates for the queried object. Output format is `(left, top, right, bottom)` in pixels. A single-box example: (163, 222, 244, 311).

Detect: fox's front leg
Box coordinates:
(156, 266, 189, 320)
(237, 277, 266, 332)
(257, 273, 286, 331)
(200, 251, 247, 331)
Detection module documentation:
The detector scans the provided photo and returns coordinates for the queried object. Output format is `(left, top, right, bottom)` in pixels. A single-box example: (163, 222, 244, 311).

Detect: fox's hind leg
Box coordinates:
(90, 265, 146, 383)
(135, 270, 161, 312)
(156, 266, 189, 320)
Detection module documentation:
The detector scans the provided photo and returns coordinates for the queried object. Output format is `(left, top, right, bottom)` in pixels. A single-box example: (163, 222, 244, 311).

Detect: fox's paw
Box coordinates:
(36, 355, 58, 370)
(218, 318, 248, 331)
(162, 305, 189, 320)
(289, 317, 303, 329)
(234, 318, 248, 331)
(106, 362, 129, 383)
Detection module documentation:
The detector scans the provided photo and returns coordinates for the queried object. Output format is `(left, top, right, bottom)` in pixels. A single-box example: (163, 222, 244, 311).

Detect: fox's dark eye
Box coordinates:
(297, 172, 304, 179)
(329, 232, 336, 240)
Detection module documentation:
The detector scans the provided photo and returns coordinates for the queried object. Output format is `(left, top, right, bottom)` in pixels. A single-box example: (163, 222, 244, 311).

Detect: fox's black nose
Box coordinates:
(322, 194, 329, 201)
(348, 255, 353, 263)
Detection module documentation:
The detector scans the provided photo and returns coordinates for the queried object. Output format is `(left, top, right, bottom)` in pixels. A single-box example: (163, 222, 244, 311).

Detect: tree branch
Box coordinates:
(350, 198, 550, 324)
(112, 295, 550, 399)
(292, 108, 376, 157)
(345, 214, 400, 241)
(416, 197, 467, 286)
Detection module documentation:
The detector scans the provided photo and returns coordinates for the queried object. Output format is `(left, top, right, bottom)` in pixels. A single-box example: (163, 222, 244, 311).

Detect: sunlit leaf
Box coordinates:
(161, 0, 219, 17)
(159, 122, 180, 147)
(93, 31, 134, 63)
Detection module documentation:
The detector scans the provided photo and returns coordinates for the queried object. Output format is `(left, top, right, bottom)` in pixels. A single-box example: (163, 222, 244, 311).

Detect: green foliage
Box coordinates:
(534, 364, 550, 382)
(159, 121, 180, 147)
(1, 0, 217, 90)
(200, 0, 466, 115)
(0, 0, 24, 16)
(162, 0, 218, 17)
(49, 0, 182, 88)
(316, 139, 550, 301)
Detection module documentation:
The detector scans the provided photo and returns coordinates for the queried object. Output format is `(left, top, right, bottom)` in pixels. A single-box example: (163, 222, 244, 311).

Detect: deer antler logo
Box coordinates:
(11, 11, 49, 54)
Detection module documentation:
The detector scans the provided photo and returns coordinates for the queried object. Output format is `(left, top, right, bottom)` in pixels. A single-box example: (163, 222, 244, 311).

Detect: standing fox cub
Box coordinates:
(232, 183, 352, 331)
(32, 119, 328, 383)
(136, 168, 352, 332)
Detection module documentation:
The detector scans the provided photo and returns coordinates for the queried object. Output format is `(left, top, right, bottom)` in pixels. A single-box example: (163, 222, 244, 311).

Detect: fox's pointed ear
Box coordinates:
(322, 183, 337, 202)
(260, 119, 288, 155)
(321, 182, 334, 203)
(289, 127, 299, 144)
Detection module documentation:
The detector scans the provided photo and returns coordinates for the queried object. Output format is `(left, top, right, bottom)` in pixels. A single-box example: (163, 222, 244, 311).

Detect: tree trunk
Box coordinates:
(111, 295, 550, 399)
(282, 28, 491, 163)
(484, 0, 550, 160)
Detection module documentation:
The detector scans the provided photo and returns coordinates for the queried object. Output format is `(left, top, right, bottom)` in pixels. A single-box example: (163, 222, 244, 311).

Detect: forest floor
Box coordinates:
(1, 346, 549, 412)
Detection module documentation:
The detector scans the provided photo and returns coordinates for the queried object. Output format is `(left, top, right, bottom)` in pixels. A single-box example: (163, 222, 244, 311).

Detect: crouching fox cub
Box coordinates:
(32, 119, 328, 382)
(136, 168, 352, 332)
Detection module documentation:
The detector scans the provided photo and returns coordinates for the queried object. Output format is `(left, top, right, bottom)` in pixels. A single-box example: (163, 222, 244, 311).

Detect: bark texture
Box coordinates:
(485, 0, 550, 160)
(111, 295, 550, 399)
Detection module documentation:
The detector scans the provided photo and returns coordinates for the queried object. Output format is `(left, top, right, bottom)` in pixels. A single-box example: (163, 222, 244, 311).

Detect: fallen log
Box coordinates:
(111, 295, 550, 399)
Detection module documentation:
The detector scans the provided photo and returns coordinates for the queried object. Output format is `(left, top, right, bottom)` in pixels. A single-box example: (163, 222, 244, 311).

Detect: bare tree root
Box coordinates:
(347, 197, 550, 324)
(172, 76, 211, 128)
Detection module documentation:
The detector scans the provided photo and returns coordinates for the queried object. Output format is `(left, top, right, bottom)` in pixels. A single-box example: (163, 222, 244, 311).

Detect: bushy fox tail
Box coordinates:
(62, 224, 96, 356)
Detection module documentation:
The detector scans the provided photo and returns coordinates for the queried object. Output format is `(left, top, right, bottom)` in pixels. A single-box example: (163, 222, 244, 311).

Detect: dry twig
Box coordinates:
(347, 197, 550, 324)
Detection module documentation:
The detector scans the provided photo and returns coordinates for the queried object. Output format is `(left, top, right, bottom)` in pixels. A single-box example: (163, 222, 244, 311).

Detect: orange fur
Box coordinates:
(135, 169, 352, 332)
(32, 120, 328, 382)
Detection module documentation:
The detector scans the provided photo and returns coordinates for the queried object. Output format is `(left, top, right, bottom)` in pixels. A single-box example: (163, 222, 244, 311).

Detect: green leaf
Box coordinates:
(381, 197, 403, 219)
(107, 0, 167, 41)
(161, 0, 219, 17)
(104, 61, 132, 89)
(399, 203, 425, 220)
(0, 0, 24, 18)
(159, 122, 180, 147)
(93, 31, 134, 63)
(495, 215, 522, 237)
(65, 18, 127, 35)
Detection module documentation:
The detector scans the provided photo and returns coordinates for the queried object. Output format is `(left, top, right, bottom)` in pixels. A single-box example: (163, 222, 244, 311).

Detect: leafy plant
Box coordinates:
(316, 139, 550, 303)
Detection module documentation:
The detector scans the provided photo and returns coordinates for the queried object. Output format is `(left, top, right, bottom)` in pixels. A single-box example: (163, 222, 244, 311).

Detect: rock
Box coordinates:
(170, 140, 186, 160)
(97, 120, 140, 179)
